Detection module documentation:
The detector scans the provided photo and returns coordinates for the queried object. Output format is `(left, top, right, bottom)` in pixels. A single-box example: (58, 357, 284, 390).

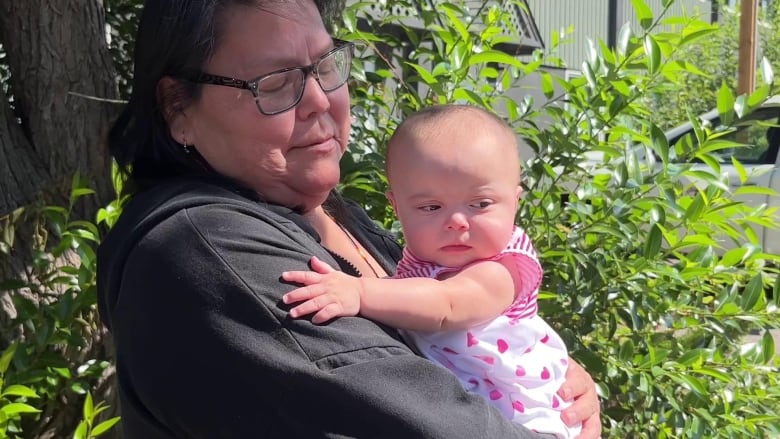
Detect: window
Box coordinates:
(669, 107, 780, 165)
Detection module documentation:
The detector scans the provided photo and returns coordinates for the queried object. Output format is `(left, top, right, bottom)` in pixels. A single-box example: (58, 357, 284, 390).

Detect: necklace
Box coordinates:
(332, 220, 381, 278)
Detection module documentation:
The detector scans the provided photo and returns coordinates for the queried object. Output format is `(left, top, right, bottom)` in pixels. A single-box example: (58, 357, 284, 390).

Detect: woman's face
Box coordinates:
(173, 0, 351, 211)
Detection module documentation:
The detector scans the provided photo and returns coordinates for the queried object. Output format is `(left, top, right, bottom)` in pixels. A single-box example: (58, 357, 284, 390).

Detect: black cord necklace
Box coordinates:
(331, 219, 381, 278)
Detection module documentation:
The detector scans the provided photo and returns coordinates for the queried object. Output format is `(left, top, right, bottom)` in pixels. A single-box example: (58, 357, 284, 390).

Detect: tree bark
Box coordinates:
(0, 0, 120, 217)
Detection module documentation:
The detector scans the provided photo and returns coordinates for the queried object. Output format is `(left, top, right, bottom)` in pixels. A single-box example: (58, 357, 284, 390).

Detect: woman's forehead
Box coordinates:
(210, 0, 330, 73)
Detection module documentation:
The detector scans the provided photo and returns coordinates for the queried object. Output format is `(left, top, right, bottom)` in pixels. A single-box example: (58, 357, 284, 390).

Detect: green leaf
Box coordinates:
(83, 392, 94, 420)
(616, 23, 632, 57)
(644, 35, 660, 74)
(467, 51, 524, 68)
(740, 274, 764, 311)
(540, 71, 554, 99)
(680, 27, 719, 46)
(619, 339, 635, 361)
(672, 373, 708, 396)
(774, 273, 780, 308)
(406, 63, 437, 84)
(0, 344, 16, 374)
(695, 367, 731, 383)
(734, 94, 748, 119)
(582, 61, 597, 89)
(760, 56, 774, 85)
(717, 83, 734, 116)
(748, 83, 770, 108)
(631, 0, 654, 30)
(1, 384, 38, 399)
(91, 417, 121, 437)
(759, 331, 776, 364)
(1, 403, 41, 416)
(676, 349, 703, 366)
(644, 224, 662, 258)
(73, 421, 88, 439)
(650, 124, 669, 163)
(70, 188, 96, 199)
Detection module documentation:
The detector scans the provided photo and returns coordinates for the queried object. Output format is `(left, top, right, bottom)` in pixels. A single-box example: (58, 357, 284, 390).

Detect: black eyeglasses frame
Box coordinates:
(189, 38, 355, 115)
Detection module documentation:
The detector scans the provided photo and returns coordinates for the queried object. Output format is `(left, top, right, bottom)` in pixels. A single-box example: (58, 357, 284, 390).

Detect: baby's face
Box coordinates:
(387, 116, 521, 268)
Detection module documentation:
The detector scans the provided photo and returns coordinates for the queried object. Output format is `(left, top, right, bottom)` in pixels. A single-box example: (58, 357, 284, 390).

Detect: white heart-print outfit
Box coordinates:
(395, 226, 581, 438)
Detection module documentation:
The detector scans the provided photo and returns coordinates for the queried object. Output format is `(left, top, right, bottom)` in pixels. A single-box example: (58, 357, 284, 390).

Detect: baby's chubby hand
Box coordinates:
(282, 256, 364, 324)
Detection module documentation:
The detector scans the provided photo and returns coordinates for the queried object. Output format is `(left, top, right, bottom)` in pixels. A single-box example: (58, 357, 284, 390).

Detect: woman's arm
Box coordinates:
(283, 255, 517, 330)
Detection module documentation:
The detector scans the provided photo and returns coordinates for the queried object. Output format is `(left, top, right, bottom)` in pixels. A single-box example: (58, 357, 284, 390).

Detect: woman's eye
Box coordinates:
(257, 72, 292, 93)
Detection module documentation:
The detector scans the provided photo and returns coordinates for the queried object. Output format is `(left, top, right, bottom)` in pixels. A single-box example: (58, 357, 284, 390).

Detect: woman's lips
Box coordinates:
(296, 136, 337, 153)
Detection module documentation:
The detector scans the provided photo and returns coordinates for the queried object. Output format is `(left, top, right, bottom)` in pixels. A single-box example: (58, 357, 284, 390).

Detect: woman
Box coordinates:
(97, 1, 601, 437)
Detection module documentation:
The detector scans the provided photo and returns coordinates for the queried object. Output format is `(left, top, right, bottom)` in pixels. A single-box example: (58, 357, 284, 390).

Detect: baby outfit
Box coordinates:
(395, 226, 581, 438)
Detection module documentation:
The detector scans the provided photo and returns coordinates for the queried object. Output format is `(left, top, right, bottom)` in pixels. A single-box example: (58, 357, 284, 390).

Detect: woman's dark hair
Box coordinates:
(108, 0, 340, 192)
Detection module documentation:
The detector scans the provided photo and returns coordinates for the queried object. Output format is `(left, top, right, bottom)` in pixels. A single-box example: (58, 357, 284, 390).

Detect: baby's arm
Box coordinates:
(282, 256, 517, 330)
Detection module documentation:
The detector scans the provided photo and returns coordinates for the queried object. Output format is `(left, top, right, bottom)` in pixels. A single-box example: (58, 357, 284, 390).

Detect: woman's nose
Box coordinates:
(446, 212, 469, 230)
(297, 74, 330, 117)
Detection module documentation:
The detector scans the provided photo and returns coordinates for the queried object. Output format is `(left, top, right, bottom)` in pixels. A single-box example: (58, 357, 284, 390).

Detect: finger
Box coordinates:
(561, 384, 599, 430)
(282, 270, 323, 285)
(283, 285, 325, 305)
(573, 410, 602, 439)
(310, 256, 336, 274)
(289, 295, 333, 318)
(558, 359, 592, 401)
(311, 303, 346, 324)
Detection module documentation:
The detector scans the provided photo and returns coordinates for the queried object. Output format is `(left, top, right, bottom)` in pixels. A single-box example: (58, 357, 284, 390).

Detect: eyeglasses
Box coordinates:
(190, 39, 354, 115)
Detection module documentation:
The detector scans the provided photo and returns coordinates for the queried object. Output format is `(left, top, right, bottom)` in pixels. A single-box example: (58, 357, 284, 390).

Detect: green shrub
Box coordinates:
(0, 172, 125, 438)
(339, 0, 780, 437)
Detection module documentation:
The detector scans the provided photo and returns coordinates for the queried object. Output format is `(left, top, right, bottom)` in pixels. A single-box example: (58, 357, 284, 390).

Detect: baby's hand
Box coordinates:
(282, 256, 363, 323)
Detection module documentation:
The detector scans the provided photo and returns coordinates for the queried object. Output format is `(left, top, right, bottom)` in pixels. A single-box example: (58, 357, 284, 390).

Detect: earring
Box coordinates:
(182, 135, 191, 154)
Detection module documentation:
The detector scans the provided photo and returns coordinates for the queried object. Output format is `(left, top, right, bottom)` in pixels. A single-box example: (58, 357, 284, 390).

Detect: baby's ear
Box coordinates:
(516, 185, 523, 199)
(385, 190, 398, 211)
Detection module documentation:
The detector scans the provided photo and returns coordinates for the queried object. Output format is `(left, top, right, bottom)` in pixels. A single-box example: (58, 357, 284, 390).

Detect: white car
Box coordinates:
(662, 99, 780, 255)
(605, 99, 780, 255)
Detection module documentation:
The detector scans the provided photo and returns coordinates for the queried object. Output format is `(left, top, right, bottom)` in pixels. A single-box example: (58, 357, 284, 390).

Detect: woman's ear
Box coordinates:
(156, 76, 188, 143)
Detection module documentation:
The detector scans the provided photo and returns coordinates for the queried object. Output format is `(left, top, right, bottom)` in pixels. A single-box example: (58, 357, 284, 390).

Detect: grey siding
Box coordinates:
(526, 0, 713, 69)
(526, 0, 610, 70)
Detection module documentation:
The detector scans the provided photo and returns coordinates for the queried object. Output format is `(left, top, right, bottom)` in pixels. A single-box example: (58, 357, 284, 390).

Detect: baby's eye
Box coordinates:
(419, 205, 440, 212)
(470, 200, 492, 209)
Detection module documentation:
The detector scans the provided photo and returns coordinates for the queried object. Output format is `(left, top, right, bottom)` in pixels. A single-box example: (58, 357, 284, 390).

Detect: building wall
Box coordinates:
(526, 0, 714, 70)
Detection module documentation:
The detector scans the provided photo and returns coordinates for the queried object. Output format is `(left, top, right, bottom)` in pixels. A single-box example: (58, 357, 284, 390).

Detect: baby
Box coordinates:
(283, 104, 581, 438)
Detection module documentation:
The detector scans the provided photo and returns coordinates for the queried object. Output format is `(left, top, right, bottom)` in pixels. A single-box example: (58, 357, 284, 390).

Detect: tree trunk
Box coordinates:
(0, 2, 122, 438)
(0, 0, 119, 216)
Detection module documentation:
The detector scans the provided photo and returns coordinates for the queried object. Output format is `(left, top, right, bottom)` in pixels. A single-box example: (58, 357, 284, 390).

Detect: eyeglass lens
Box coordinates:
(255, 45, 351, 115)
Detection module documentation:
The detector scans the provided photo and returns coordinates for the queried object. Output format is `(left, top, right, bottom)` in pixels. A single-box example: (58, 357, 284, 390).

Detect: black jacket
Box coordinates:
(97, 177, 546, 438)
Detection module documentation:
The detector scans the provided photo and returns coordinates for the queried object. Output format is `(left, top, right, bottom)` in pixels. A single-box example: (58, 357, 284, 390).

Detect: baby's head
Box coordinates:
(385, 104, 522, 268)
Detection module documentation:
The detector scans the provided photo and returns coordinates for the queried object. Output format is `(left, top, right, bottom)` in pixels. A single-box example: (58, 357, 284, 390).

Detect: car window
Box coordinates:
(670, 108, 780, 165)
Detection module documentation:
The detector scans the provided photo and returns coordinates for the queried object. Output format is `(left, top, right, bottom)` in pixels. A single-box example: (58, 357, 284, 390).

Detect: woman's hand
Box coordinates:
(558, 359, 602, 438)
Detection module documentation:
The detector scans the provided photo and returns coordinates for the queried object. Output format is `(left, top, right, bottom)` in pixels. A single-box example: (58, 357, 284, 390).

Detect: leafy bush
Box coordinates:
(338, 0, 780, 437)
(0, 173, 125, 438)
